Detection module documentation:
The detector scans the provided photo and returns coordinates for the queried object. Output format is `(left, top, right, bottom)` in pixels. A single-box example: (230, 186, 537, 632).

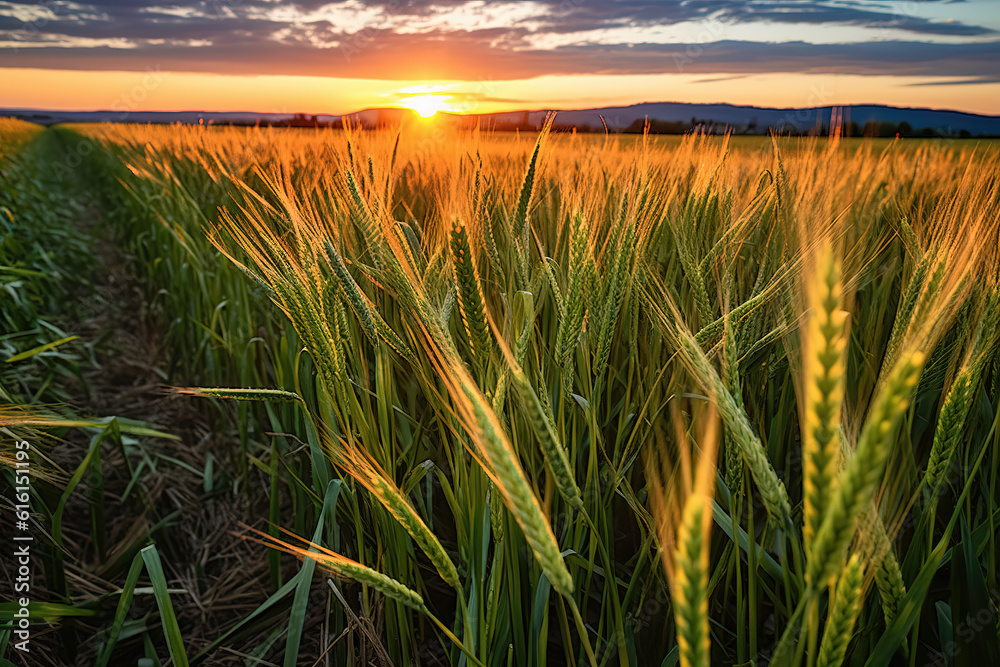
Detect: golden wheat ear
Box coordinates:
(671, 490, 713, 667)
(801, 247, 848, 551)
(651, 407, 719, 667)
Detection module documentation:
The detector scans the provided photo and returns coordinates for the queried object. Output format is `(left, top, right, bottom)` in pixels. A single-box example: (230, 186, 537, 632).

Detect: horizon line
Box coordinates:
(5, 99, 1000, 120)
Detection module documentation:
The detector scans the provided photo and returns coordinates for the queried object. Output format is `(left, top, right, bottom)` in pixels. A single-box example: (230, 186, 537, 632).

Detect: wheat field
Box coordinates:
(2, 118, 999, 665)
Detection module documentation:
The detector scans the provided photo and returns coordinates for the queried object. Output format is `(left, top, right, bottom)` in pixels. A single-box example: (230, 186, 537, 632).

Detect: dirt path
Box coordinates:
(8, 129, 315, 666)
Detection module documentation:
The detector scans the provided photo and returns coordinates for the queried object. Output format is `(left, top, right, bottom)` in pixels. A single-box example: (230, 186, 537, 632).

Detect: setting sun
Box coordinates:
(397, 94, 453, 118)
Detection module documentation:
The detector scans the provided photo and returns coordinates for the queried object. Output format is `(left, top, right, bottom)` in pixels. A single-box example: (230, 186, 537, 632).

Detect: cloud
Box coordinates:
(0, 0, 996, 80)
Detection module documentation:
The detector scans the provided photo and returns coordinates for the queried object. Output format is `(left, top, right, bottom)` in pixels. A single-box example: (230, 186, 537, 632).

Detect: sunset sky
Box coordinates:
(1, 0, 999, 115)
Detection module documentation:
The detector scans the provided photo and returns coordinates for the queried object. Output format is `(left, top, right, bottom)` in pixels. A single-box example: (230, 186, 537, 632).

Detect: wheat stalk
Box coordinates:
(512, 128, 546, 237)
(492, 289, 536, 413)
(653, 408, 719, 667)
(593, 222, 636, 387)
(249, 526, 485, 667)
(835, 428, 907, 629)
(417, 308, 575, 595)
(923, 290, 1000, 501)
(322, 240, 416, 364)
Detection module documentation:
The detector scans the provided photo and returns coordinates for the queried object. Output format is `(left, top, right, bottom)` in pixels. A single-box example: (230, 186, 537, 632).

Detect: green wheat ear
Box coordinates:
(512, 132, 543, 237)
(489, 483, 505, 543)
(510, 366, 582, 509)
(593, 221, 636, 388)
(871, 516, 907, 627)
(555, 213, 589, 397)
(807, 351, 924, 588)
(450, 220, 492, 375)
(837, 429, 907, 629)
(462, 381, 575, 596)
(349, 460, 462, 591)
(175, 386, 304, 403)
(675, 326, 792, 531)
(922, 369, 974, 500)
(249, 526, 427, 611)
(322, 240, 415, 364)
(922, 289, 999, 502)
(722, 309, 745, 492)
(672, 491, 712, 667)
(816, 554, 865, 667)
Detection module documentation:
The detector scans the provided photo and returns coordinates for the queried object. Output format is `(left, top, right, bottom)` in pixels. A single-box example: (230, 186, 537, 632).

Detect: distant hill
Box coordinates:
(474, 103, 1000, 136)
(4, 102, 999, 136)
(0, 109, 340, 126)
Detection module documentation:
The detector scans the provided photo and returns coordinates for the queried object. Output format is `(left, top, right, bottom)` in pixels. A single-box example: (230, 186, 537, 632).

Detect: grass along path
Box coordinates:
(3, 128, 330, 665)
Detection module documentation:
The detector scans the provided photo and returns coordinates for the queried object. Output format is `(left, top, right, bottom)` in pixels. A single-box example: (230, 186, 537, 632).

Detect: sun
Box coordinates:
(397, 94, 453, 118)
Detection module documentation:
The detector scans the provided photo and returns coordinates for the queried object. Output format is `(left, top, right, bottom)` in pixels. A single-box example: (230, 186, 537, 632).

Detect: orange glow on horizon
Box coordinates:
(1, 68, 999, 117)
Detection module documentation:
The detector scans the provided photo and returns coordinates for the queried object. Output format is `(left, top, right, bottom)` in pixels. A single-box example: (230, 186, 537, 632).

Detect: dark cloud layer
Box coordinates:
(0, 0, 996, 80)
